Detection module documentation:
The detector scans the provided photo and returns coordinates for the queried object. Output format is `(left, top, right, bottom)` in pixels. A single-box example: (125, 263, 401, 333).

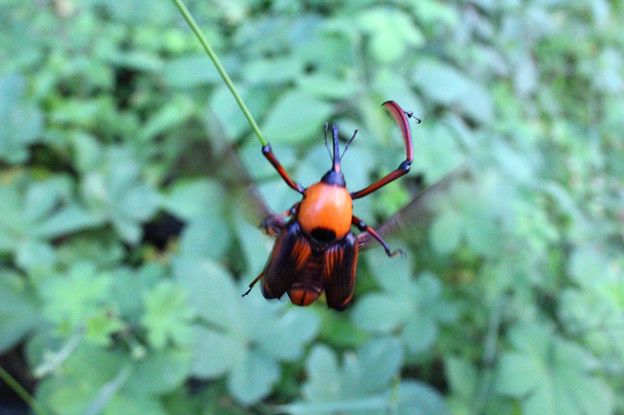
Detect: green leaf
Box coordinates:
(104, 394, 166, 415)
(36, 344, 127, 415)
(173, 258, 242, 330)
(177, 215, 231, 261)
(351, 294, 412, 333)
(162, 178, 226, 221)
(496, 323, 614, 415)
(353, 270, 456, 354)
(357, 7, 425, 63)
(0, 74, 43, 163)
(191, 326, 245, 378)
(15, 239, 56, 272)
(242, 56, 303, 85)
(80, 146, 160, 244)
(412, 59, 493, 122)
(429, 210, 462, 254)
(262, 90, 333, 143)
(567, 245, 611, 288)
(396, 381, 449, 415)
(349, 337, 403, 395)
(110, 264, 164, 322)
(37, 205, 104, 239)
(84, 310, 124, 346)
(298, 73, 359, 100)
(40, 262, 114, 331)
(174, 259, 318, 405)
(403, 314, 438, 353)
(288, 338, 441, 414)
(207, 85, 271, 140)
(138, 95, 194, 142)
(124, 349, 191, 395)
(162, 54, 221, 88)
(141, 280, 195, 349)
(256, 307, 320, 361)
(445, 357, 478, 400)
(302, 345, 341, 401)
(228, 350, 281, 406)
(318, 308, 369, 348)
(233, 214, 274, 277)
(364, 244, 413, 294)
(0, 269, 39, 352)
(0, 176, 100, 268)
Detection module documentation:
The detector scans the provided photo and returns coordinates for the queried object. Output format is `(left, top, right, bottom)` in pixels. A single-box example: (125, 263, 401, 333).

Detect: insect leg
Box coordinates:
(352, 215, 404, 257)
(260, 202, 299, 236)
(350, 101, 416, 200)
(262, 144, 305, 194)
(242, 273, 263, 297)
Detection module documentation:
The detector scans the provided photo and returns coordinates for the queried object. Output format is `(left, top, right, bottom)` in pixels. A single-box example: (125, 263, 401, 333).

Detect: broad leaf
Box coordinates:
(262, 89, 333, 143)
(496, 323, 614, 415)
(0, 74, 43, 163)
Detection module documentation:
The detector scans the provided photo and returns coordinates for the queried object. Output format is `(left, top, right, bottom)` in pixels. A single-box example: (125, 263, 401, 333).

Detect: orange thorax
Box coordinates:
(298, 182, 352, 240)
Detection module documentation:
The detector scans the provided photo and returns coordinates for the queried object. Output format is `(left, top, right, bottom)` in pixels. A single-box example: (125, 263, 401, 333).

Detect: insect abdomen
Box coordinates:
(288, 256, 323, 306)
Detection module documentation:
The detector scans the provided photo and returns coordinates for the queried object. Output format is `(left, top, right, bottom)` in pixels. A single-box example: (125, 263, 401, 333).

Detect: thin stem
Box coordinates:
(171, 0, 267, 146)
(0, 365, 49, 415)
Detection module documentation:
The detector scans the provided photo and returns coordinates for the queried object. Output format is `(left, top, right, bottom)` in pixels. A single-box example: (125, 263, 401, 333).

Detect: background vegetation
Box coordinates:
(1, 0, 623, 414)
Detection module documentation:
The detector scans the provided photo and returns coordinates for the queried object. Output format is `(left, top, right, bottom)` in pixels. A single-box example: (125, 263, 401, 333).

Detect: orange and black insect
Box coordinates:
(242, 100, 419, 310)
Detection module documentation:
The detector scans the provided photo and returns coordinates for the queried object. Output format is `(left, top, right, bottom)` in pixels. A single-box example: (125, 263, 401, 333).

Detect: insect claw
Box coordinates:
(388, 248, 406, 258)
(404, 110, 422, 124)
(242, 274, 263, 297)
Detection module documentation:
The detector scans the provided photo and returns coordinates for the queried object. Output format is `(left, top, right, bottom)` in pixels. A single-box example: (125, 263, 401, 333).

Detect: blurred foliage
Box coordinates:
(1, 0, 623, 414)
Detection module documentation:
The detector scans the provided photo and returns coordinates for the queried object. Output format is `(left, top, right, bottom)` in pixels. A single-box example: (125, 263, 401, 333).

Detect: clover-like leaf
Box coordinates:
(0, 74, 43, 164)
(40, 262, 115, 335)
(559, 284, 624, 358)
(0, 175, 102, 271)
(352, 250, 458, 353)
(174, 257, 320, 406)
(282, 338, 449, 415)
(36, 344, 128, 415)
(84, 309, 124, 347)
(36, 342, 181, 415)
(141, 280, 195, 350)
(124, 348, 191, 395)
(79, 143, 160, 244)
(428, 180, 504, 257)
(496, 323, 614, 415)
(0, 268, 40, 352)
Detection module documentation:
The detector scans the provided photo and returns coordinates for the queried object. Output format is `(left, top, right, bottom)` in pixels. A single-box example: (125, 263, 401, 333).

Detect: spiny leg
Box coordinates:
(352, 215, 404, 257)
(262, 144, 304, 194)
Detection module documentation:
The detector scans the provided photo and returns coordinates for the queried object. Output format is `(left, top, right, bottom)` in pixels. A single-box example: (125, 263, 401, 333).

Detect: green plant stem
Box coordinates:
(171, 0, 268, 146)
(0, 365, 49, 415)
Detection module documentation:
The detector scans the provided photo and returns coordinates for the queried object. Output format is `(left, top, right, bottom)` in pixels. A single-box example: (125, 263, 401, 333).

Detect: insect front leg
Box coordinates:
(260, 202, 299, 236)
(350, 101, 418, 200)
(352, 215, 404, 257)
(262, 144, 305, 194)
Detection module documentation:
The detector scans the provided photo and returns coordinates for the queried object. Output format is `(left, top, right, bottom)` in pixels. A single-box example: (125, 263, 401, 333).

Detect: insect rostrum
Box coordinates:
(243, 100, 417, 310)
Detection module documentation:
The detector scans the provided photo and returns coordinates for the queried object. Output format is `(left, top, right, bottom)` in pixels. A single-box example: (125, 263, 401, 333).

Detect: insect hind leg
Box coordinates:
(242, 273, 263, 297)
(353, 215, 405, 257)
